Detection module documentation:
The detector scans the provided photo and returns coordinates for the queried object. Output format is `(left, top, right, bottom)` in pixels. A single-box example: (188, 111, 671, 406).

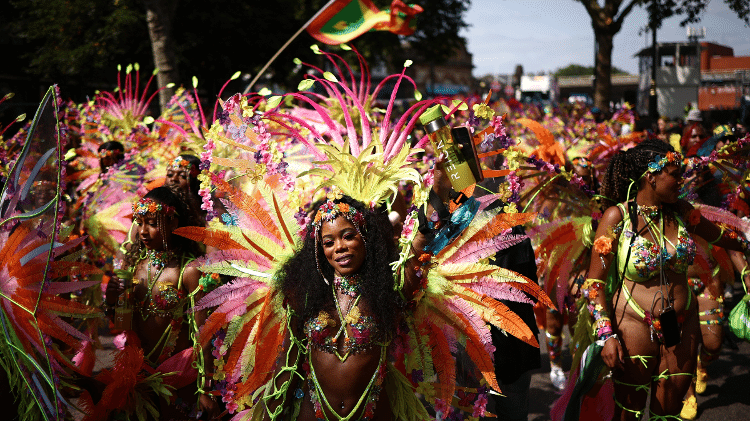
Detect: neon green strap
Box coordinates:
(614, 396, 644, 418)
(622, 285, 646, 318)
(630, 354, 654, 368)
(708, 227, 724, 244)
(613, 378, 650, 392)
(309, 346, 386, 421)
(649, 414, 682, 420)
(653, 369, 693, 382)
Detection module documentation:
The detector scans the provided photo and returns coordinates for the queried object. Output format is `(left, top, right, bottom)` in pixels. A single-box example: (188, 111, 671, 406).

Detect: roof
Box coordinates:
(558, 74, 639, 88)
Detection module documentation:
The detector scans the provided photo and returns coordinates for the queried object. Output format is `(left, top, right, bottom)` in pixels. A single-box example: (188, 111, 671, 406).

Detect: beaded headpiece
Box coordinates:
(312, 200, 367, 284)
(132, 198, 177, 217)
(312, 200, 366, 231)
(132, 198, 177, 252)
(647, 151, 684, 173)
(571, 157, 590, 168)
(168, 156, 199, 178)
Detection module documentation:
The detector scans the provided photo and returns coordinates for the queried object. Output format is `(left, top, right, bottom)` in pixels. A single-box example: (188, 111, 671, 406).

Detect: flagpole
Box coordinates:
(243, 0, 338, 94)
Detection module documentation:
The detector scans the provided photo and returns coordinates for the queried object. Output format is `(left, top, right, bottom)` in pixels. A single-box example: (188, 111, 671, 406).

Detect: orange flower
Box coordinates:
(666, 151, 675, 161)
(593, 235, 613, 255)
(688, 209, 701, 225)
(338, 203, 350, 213)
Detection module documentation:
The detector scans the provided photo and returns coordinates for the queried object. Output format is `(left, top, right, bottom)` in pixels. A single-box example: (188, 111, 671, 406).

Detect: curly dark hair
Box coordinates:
(124, 185, 203, 267)
(276, 195, 403, 339)
(600, 138, 675, 205)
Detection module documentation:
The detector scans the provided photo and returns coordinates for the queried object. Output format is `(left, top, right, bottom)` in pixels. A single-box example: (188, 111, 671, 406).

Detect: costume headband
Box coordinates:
(312, 200, 366, 232)
(132, 198, 176, 217)
(647, 151, 684, 173)
(571, 157, 590, 168)
(168, 156, 200, 178)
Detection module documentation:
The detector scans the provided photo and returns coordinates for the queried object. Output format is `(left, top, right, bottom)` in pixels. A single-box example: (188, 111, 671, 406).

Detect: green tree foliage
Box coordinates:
(554, 63, 629, 77)
(8, 0, 150, 82)
(2, 0, 471, 105)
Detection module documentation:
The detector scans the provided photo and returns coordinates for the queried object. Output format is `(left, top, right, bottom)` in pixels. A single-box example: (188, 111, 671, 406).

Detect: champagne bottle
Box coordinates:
(419, 105, 476, 192)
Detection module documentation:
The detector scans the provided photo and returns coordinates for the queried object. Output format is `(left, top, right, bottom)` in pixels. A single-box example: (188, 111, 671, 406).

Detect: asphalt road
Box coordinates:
(528, 283, 750, 421)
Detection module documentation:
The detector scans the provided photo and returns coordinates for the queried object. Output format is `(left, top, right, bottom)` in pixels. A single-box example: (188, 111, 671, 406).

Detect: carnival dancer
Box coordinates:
(179, 49, 551, 420)
(571, 138, 750, 420)
(97, 185, 217, 420)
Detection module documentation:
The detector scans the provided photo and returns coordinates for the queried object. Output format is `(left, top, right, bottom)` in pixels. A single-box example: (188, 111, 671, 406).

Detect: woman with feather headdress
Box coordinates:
(181, 48, 552, 421)
(95, 185, 217, 420)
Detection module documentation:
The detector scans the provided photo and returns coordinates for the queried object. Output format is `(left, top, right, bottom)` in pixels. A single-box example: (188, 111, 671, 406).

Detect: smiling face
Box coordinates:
(320, 216, 366, 277)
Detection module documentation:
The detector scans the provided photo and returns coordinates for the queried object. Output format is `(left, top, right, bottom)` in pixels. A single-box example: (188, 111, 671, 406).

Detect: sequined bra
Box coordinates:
(133, 255, 191, 320)
(304, 306, 382, 356)
(616, 203, 696, 283)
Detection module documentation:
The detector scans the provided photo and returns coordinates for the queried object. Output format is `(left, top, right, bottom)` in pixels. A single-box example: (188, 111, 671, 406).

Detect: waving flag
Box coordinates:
(307, 0, 423, 45)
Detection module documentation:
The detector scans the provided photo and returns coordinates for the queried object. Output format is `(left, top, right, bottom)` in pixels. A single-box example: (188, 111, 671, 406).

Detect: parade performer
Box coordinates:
(177, 49, 551, 421)
(94, 185, 216, 420)
(568, 137, 750, 420)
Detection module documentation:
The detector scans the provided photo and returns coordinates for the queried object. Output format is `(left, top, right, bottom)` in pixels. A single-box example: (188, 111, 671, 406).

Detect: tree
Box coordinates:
(575, 0, 750, 112)
(143, 0, 179, 109)
(3, 0, 472, 108)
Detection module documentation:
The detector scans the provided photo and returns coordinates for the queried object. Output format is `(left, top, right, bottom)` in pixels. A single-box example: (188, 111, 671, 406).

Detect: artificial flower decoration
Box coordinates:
(593, 235, 613, 255)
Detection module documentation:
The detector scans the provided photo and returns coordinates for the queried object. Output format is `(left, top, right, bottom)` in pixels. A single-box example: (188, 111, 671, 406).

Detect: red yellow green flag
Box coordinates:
(306, 0, 423, 45)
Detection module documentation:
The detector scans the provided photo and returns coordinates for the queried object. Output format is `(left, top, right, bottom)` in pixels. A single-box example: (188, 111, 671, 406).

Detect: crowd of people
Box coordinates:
(1, 49, 749, 421)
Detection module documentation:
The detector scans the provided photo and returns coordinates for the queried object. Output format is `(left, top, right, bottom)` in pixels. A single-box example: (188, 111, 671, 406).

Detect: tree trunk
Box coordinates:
(594, 29, 614, 112)
(144, 0, 179, 111)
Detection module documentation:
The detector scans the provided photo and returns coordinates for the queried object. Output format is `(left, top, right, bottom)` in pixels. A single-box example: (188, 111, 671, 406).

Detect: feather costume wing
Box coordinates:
(0, 86, 103, 420)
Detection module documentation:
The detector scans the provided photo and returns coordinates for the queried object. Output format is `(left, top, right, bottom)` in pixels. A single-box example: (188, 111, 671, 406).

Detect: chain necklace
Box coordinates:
(137, 250, 173, 319)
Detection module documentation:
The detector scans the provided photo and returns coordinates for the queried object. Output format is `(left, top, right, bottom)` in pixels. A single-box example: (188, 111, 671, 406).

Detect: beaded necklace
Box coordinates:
(139, 260, 167, 320)
(637, 204, 661, 221)
(333, 274, 361, 297)
(145, 249, 174, 269)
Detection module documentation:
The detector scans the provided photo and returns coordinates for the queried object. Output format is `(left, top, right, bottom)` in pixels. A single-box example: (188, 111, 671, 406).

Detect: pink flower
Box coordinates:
(472, 395, 488, 417)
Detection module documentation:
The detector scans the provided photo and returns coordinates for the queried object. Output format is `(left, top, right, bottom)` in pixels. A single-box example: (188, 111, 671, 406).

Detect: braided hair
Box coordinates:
(600, 138, 675, 206)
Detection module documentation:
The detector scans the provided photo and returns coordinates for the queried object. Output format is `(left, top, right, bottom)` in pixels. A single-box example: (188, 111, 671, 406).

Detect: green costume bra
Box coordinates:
(616, 203, 697, 283)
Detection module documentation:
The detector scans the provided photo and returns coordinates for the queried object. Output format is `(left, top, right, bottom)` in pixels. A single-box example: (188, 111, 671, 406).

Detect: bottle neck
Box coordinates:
(424, 117, 446, 134)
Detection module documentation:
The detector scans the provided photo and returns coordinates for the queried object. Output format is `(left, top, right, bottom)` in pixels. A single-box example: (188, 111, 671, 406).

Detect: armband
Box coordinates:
(593, 235, 613, 255)
(589, 303, 613, 341)
(582, 278, 605, 300)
